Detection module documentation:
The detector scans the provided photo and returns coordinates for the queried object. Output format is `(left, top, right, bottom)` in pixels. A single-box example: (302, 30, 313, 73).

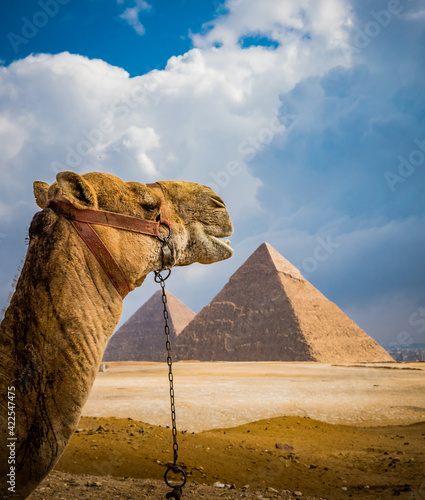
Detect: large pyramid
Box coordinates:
(103, 291, 196, 362)
(175, 243, 393, 363)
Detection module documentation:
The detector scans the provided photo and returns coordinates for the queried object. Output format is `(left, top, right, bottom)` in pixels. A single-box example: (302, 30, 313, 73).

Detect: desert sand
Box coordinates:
(28, 361, 425, 500)
(82, 361, 425, 429)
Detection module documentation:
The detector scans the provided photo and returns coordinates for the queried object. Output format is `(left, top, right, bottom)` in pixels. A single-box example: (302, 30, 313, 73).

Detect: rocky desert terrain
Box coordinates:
(28, 361, 425, 500)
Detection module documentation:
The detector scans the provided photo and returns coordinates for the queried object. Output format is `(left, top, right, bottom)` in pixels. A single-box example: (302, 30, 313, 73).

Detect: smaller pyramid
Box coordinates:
(175, 243, 393, 363)
(103, 291, 196, 362)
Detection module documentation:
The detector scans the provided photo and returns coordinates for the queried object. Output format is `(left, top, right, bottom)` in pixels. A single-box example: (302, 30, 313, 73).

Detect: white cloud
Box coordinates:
(119, 0, 151, 36)
(2, 0, 423, 346)
(194, 0, 351, 53)
(0, 201, 13, 222)
(404, 8, 425, 21)
(0, 0, 356, 317)
(0, 116, 27, 161)
(0, 0, 354, 218)
(103, 126, 160, 177)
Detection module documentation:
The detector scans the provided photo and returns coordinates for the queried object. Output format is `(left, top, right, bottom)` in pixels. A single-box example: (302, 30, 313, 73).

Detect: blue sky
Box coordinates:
(1, 0, 424, 348)
(1, 0, 219, 75)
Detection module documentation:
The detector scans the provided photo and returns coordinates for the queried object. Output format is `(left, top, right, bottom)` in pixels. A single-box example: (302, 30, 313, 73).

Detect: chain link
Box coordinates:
(155, 264, 187, 497)
(154, 270, 179, 465)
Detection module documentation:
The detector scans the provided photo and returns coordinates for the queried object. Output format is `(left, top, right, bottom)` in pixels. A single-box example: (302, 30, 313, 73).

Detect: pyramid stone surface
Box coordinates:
(103, 291, 196, 362)
(175, 243, 393, 363)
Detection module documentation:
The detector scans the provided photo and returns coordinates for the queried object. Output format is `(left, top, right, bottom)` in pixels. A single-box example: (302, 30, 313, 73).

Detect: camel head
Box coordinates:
(33, 171, 233, 292)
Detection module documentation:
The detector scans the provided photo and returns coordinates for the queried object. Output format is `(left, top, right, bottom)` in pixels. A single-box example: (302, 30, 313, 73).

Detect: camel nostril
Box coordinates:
(210, 195, 226, 209)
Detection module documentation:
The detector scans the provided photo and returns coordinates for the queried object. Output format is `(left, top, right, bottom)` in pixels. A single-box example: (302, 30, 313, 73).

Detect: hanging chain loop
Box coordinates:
(154, 268, 187, 496)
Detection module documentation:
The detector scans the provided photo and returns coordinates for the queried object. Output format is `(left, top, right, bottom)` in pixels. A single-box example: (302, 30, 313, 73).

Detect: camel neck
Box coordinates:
(5, 209, 123, 374)
(0, 208, 124, 498)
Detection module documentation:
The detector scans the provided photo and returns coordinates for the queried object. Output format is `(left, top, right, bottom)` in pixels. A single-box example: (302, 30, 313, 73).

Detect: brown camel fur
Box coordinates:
(0, 171, 233, 500)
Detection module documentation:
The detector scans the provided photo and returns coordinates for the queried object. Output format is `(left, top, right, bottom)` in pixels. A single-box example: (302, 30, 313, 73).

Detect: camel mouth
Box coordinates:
(209, 235, 234, 256)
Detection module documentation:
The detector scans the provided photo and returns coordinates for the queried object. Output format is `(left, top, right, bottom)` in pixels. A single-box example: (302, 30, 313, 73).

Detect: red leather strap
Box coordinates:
(46, 199, 164, 237)
(45, 182, 171, 300)
(70, 219, 131, 298)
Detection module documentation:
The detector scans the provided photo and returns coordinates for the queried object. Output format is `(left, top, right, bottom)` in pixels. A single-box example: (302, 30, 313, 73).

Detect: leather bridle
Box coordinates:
(45, 182, 172, 299)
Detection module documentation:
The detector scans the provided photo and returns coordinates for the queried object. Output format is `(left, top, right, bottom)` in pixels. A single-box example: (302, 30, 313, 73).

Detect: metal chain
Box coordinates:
(158, 272, 178, 464)
(154, 269, 187, 497)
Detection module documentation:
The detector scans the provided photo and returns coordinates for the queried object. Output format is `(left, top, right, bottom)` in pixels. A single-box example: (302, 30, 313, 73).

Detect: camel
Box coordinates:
(0, 171, 233, 500)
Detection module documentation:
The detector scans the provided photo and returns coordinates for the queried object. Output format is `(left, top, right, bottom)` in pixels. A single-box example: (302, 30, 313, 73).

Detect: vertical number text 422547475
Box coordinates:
(7, 386, 17, 494)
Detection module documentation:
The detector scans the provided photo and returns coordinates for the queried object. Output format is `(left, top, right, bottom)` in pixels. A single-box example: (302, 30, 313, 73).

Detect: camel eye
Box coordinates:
(141, 202, 158, 213)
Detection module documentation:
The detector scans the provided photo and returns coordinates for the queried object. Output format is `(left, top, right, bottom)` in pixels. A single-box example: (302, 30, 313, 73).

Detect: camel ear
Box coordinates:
(33, 181, 50, 209)
(56, 171, 98, 209)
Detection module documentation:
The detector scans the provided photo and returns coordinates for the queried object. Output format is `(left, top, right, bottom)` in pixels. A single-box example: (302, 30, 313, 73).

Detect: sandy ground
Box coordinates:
(82, 361, 425, 430)
(28, 362, 425, 500)
(28, 469, 323, 500)
(33, 414, 425, 500)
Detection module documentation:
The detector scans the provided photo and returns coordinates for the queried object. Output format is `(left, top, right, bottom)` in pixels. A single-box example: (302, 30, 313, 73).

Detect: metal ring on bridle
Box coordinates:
(164, 465, 187, 489)
(154, 269, 171, 282)
(157, 222, 172, 243)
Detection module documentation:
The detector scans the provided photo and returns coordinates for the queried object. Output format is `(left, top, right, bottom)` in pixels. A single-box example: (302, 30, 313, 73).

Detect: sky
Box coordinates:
(0, 0, 424, 349)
